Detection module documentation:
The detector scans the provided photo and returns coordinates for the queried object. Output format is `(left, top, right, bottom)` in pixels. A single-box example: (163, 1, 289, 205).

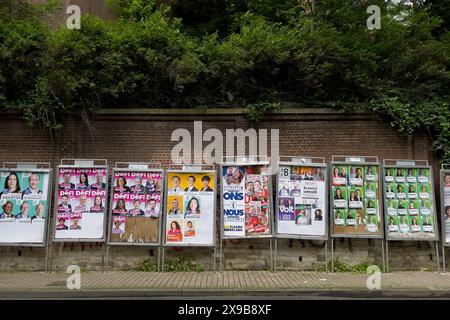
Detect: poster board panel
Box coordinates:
(53, 164, 109, 242)
(275, 161, 328, 240)
(0, 168, 52, 245)
(383, 165, 439, 241)
(330, 162, 384, 239)
(108, 168, 164, 246)
(163, 170, 216, 246)
(442, 170, 450, 246)
(221, 162, 273, 239)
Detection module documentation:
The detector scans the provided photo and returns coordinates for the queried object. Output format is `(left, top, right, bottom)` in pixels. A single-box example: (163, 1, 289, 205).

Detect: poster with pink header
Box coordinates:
(109, 170, 163, 244)
(54, 167, 108, 240)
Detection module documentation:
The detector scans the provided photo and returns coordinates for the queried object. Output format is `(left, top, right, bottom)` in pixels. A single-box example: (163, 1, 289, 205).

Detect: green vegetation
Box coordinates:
(0, 0, 449, 161)
(316, 256, 384, 273)
(140, 256, 203, 272)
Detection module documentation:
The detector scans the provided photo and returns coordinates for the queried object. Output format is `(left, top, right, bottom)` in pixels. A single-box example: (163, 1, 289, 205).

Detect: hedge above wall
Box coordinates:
(0, 0, 449, 161)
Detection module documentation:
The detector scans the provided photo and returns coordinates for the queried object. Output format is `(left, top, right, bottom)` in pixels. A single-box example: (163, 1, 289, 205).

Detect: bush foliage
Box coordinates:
(0, 0, 449, 161)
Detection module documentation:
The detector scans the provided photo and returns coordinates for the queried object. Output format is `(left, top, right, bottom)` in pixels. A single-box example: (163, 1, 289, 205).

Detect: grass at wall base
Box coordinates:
(140, 256, 203, 272)
(315, 256, 385, 273)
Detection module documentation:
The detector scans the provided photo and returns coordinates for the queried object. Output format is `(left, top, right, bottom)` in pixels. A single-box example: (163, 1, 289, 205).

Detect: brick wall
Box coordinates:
(0, 109, 445, 272)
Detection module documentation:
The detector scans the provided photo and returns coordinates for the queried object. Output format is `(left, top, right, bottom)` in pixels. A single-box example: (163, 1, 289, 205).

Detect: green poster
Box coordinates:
(334, 209, 346, 226)
(365, 166, 377, 182)
(332, 186, 347, 208)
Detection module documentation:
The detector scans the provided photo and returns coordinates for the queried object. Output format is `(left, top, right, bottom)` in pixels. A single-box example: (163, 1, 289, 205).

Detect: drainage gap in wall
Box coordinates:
(298, 256, 303, 262)
(17, 250, 21, 257)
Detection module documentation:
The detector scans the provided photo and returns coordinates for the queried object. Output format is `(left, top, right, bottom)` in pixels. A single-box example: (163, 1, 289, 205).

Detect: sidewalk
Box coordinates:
(1, 271, 450, 298)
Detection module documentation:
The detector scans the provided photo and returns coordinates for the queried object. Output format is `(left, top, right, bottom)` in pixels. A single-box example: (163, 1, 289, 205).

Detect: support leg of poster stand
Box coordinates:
(105, 244, 110, 272)
(435, 241, 441, 272)
(213, 247, 217, 272)
(381, 240, 385, 273)
(331, 238, 334, 273)
(385, 241, 390, 273)
(269, 239, 273, 272)
(219, 240, 223, 272)
(101, 243, 106, 272)
(157, 247, 161, 272)
(274, 238, 278, 272)
(44, 244, 49, 272)
(49, 242, 56, 273)
(325, 241, 328, 273)
(442, 245, 446, 272)
(161, 247, 166, 272)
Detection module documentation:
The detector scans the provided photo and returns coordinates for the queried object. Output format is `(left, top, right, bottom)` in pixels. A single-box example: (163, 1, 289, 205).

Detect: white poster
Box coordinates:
(443, 171, 450, 244)
(54, 166, 108, 240)
(0, 170, 50, 243)
(165, 171, 216, 245)
(277, 165, 326, 237)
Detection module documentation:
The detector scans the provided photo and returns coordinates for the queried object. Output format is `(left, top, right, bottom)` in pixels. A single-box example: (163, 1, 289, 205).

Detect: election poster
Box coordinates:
(109, 170, 163, 244)
(331, 164, 383, 237)
(164, 171, 215, 246)
(276, 164, 327, 238)
(222, 165, 271, 238)
(442, 170, 450, 245)
(0, 170, 50, 243)
(54, 167, 108, 240)
(384, 166, 437, 240)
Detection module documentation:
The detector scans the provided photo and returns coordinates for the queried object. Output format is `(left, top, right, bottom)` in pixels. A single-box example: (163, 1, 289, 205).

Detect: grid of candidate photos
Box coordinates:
(443, 171, 450, 244)
(166, 172, 215, 245)
(55, 167, 107, 239)
(277, 165, 326, 237)
(110, 171, 162, 243)
(222, 165, 271, 238)
(0, 170, 49, 243)
(384, 167, 435, 238)
(331, 164, 382, 236)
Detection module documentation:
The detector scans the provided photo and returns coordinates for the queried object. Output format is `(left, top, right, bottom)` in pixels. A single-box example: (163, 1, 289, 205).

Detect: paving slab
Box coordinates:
(0, 271, 449, 298)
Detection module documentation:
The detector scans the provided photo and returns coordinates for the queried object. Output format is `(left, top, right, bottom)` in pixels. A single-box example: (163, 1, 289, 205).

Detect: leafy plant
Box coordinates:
(0, 0, 449, 162)
(139, 256, 203, 272)
(317, 256, 384, 273)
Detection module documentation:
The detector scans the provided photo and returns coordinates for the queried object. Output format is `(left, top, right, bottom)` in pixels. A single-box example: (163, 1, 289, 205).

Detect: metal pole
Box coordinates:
(220, 239, 223, 272)
(443, 244, 447, 273)
(101, 243, 106, 272)
(44, 244, 49, 272)
(381, 240, 385, 273)
(269, 238, 273, 272)
(49, 242, 56, 273)
(436, 241, 441, 272)
(274, 238, 278, 272)
(331, 238, 334, 272)
(213, 247, 217, 272)
(325, 240, 328, 273)
(385, 241, 390, 273)
(161, 247, 165, 272)
(157, 247, 161, 272)
(105, 244, 110, 272)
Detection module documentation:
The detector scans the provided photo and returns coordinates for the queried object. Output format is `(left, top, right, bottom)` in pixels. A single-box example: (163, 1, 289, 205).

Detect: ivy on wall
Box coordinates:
(0, 0, 449, 161)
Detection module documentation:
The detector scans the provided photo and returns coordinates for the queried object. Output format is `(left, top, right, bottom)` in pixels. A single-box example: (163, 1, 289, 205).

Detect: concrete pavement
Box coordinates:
(0, 271, 449, 298)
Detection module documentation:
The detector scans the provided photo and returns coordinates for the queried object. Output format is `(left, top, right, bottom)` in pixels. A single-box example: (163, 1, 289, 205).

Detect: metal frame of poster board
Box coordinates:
(51, 159, 109, 243)
(0, 162, 53, 271)
(330, 156, 385, 272)
(219, 156, 275, 272)
(274, 156, 329, 272)
(105, 162, 164, 272)
(382, 159, 440, 272)
(161, 164, 217, 272)
(441, 164, 450, 271)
